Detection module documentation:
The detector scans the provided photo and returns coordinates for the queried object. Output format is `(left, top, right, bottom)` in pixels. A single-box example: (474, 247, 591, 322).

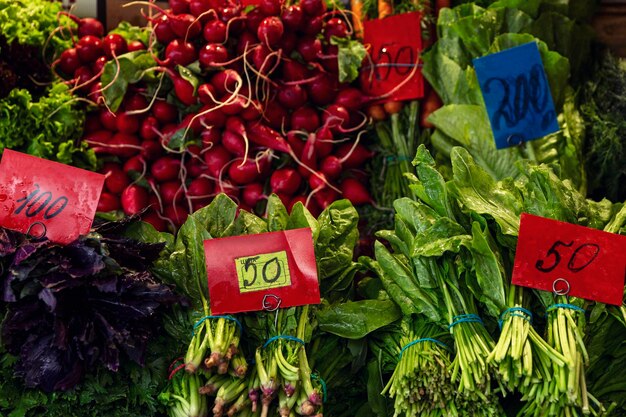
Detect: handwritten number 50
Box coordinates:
(14, 185, 68, 220)
(535, 240, 600, 273)
(242, 256, 282, 288)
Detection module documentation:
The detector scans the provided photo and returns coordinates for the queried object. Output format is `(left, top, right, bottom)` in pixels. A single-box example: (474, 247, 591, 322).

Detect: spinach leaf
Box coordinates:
(317, 300, 401, 339)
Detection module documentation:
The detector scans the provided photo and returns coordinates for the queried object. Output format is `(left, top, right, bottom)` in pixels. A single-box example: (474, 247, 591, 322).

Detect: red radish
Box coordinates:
(165, 39, 198, 67)
(320, 155, 342, 180)
(286, 132, 305, 157)
(302, 15, 324, 36)
(170, 13, 202, 38)
(278, 84, 307, 109)
(251, 44, 278, 74)
(107, 133, 140, 157)
(154, 14, 176, 44)
(236, 31, 258, 55)
(199, 43, 229, 68)
(301, 0, 326, 16)
(84, 115, 102, 133)
(169, 0, 190, 14)
(74, 66, 94, 89)
(221, 130, 246, 156)
(198, 83, 217, 104)
(186, 159, 207, 177)
(228, 158, 266, 185)
(420, 89, 443, 128)
(313, 126, 334, 157)
(221, 94, 247, 116)
(320, 45, 339, 74)
(141, 140, 162, 161)
(281, 60, 309, 82)
(211, 70, 240, 95)
(257, 17, 284, 47)
(140, 117, 160, 140)
(322, 104, 350, 131)
(187, 177, 214, 201)
(246, 122, 291, 154)
(340, 178, 372, 205)
(180, 113, 203, 134)
(203, 145, 232, 177)
(124, 93, 148, 111)
(288, 196, 320, 217)
(296, 37, 321, 62)
(142, 211, 168, 232)
(308, 74, 338, 105)
(97, 192, 121, 212)
(271, 169, 302, 195)
(324, 17, 348, 40)
(151, 157, 181, 182)
(59, 13, 104, 38)
(121, 185, 149, 215)
(147, 191, 160, 211)
(219, 5, 243, 28)
(240, 100, 262, 121)
(168, 70, 197, 106)
(281, 5, 303, 31)
(203, 19, 227, 43)
(123, 156, 146, 174)
(216, 179, 240, 200)
(313, 188, 339, 209)
(190, 0, 212, 17)
(92, 56, 108, 74)
(83, 130, 112, 148)
(152, 101, 178, 123)
(116, 112, 140, 134)
(242, 183, 265, 206)
(76, 36, 103, 63)
(128, 40, 146, 51)
(335, 88, 365, 111)
(57, 48, 80, 75)
(87, 82, 104, 104)
(99, 109, 117, 130)
(201, 127, 221, 147)
(159, 181, 184, 204)
(245, 8, 265, 36)
(100, 163, 130, 194)
(102, 34, 127, 59)
(290, 107, 319, 132)
(298, 133, 317, 178)
(336, 143, 374, 168)
(198, 104, 226, 127)
(308, 172, 327, 190)
(263, 101, 289, 130)
(164, 204, 189, 228)
(259, 0, 282, 16)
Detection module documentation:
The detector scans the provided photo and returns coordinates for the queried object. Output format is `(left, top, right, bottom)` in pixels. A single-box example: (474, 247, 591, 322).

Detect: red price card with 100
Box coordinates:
(0, 150, 105, 244)
(360, 12, 424, 103)
(512, 213, 626, 305)
(204, 228, 320, 315)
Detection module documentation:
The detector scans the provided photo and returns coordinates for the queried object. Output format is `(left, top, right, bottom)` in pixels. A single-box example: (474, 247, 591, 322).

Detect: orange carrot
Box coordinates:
(351, 0, 365, 38)
(378, 0, 393, 19)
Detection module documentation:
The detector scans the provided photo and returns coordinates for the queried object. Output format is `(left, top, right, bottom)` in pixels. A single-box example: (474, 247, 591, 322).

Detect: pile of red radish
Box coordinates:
(57, 0, 377, 232)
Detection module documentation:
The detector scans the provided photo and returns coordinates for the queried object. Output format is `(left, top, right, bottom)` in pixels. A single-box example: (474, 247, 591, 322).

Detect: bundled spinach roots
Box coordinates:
(381, 317, 455, 417)
(489, 286, 567, 398)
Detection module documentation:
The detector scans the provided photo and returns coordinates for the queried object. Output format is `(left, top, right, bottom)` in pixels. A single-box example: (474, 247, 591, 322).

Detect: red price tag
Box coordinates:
(0, 150, 105, 244)
(204, 228, 320, 314)
(512, 213, 626, 305)
(359, 12, 424, 103)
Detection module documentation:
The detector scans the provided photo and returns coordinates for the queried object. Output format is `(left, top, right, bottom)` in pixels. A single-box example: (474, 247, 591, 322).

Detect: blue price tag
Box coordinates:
(473, 42, 559, 149)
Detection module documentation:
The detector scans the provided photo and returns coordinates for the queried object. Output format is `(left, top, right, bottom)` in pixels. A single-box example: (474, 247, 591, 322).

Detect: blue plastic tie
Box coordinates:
(310, 373, 327, 402)
(448, 314, 483, 330)
(192, 315, 243, 336)
(498, 307, 533, 330)
(262, 335, 305, 349)
(546, 303, 586, 314)
(398, 338, 449, 359)
(386, 155, 412, 163)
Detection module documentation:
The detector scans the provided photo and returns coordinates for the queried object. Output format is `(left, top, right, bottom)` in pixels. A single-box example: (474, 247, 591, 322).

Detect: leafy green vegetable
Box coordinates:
(330, 36, 367, 83)
(317, 300, 401, 339)
(101, 51, 157, 112)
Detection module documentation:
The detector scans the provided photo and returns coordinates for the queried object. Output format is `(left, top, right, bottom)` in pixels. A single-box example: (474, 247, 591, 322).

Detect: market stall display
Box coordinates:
(1, 0, 625, 416)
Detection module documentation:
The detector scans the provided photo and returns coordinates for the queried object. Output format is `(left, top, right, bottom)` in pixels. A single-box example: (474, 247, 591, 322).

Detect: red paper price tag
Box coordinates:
(0, 150, 105, 244)
(512, 213, 626, 305)
(359, 12, 424, 103)
(204, 228, 320, 314)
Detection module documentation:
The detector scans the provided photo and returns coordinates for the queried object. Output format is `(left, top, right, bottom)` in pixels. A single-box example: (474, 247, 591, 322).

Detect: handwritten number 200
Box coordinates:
(14, 185, 68, 220)
(535, 240, 600, 273)
(242, 256, 282, 288)
(484, 64, 549, 130)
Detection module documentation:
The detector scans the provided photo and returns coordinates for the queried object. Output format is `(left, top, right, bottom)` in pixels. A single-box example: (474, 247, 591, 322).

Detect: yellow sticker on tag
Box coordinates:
(235, 251, 292, 293)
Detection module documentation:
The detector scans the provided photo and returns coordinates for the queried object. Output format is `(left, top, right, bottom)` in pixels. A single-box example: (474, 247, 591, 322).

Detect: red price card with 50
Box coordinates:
(512, 213, 626, 305)
(359, 12, 424, 103)
(204, 228, 320, 315)
(0, 150, 105, 244)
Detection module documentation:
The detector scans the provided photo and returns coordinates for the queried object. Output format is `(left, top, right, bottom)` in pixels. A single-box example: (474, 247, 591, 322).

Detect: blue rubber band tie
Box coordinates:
(398, 338, 449, 359)
(262, 335, 305, 349)
(498, 307, 533, 330)
(310, 373, 327, 403)
(386, 155, 412, 163)
(546, 303, 586, 314)
(448, 314, 483, 330)
(192, 315, 243, 336)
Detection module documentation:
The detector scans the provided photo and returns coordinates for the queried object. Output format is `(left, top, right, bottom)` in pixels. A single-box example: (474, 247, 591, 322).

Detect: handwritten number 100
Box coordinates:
(14, 185, 68, 219)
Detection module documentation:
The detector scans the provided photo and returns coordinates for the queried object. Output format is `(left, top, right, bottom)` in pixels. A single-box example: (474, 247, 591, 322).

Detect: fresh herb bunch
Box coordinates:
(0, 221, 181, 392)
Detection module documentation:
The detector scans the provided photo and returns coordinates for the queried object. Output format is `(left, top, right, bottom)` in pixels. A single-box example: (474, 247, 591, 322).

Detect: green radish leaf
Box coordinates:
(331, 36, 367, 83)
